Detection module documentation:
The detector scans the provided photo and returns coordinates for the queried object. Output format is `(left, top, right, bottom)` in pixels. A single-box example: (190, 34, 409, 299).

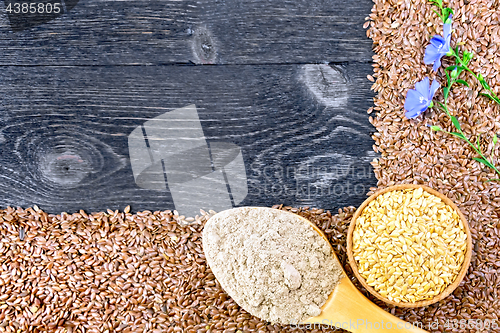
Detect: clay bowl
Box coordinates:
(346, 184, 472, 308)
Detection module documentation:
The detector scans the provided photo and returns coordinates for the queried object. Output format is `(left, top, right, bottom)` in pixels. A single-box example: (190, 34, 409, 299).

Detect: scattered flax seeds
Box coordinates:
(366, 0, 500, 329)
(0, 204, 498, 332)
(0, 205, 354, 333)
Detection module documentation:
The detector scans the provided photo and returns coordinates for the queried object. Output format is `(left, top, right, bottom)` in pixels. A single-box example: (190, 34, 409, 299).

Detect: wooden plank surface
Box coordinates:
(0, 63, 376, 214)
(0, 0, 377, 214)
(0, 0, 373, 65)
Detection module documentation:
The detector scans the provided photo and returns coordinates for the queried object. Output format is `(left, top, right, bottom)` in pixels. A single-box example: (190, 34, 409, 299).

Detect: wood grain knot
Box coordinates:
(14, 128, 126, 189)
(191, 26, 217, 64)
(300, 64, 350, 108)
(39, 151, 90, 186)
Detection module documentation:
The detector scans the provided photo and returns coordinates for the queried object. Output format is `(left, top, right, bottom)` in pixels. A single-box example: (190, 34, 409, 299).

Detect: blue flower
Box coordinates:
(404, 77, 440, 119)
(424, 15, 453, 72)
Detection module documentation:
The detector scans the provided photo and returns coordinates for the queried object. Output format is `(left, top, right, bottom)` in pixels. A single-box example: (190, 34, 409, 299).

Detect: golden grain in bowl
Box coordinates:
(347, 184, 472, 308)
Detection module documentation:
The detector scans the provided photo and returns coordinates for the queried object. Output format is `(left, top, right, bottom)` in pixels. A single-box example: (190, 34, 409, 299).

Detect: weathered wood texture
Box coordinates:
(0, 0, 377, 214)
(0, 64, 376, 214)
(0, 0, 373, 65)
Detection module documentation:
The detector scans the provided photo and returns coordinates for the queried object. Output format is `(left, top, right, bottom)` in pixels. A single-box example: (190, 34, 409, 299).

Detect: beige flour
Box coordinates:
(202, 207, 344, 324)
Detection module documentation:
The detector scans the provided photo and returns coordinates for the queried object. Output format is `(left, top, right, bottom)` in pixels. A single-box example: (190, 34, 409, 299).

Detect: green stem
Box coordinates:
(451, 128, 499, 174)
(451, 49, 500, 104)
(428, 4, 500, 179)
(439, 96, 500, 177)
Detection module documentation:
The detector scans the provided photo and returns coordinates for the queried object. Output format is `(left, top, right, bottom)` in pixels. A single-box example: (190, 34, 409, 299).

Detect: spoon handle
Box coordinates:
(303, 277, 428, 333)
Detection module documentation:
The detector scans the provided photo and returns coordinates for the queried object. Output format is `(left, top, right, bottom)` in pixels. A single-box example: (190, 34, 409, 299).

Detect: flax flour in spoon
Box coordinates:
(202, 207, 344, 324)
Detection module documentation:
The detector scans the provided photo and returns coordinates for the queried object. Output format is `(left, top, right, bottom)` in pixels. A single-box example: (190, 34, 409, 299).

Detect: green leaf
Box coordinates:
(443, 87, 450, 100)
(449, 132, 466, 140)
(493, 134, 498, 146)
(478, 75, 490, 89)
(477, 73, 490, 89)
(428, 0, 443, 7)
(463, 51, 474, 65)
(432, 9, 441, 18)
(456, 79, 469, 87)
(473, 157, 494, 169)
(444, 9, 453, 23)
(445, 71, 451, 84)
(479, 93, 500, 104)
(445, 65, 459, 71)
(486, 179, 500, 182)
(450, 116, 461, 131)
(477, 134, 482, 153)
(430, 125, 442, 131)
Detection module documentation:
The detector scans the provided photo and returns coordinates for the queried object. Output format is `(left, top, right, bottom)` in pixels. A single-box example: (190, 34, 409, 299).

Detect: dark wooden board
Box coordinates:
(0, 63, 377, 214)
(0, 0, 378, 214)
(0, 0, 373, 65)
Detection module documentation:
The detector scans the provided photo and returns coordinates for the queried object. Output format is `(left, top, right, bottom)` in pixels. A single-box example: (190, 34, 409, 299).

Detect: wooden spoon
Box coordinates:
(204, 207, 428, 332)
(301, 219, 428, 333)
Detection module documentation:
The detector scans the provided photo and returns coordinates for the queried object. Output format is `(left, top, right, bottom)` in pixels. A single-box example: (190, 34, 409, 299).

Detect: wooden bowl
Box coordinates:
(346, 184, 472, 308)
